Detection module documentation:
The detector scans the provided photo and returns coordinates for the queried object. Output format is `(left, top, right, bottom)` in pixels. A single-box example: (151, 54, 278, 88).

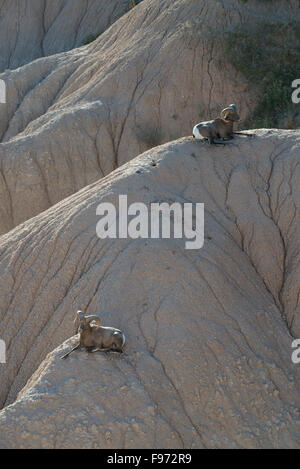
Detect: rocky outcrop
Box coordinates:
(0, 132, 299, 448)
(0, 0, 126, 72)
(2, 0, 299, 235)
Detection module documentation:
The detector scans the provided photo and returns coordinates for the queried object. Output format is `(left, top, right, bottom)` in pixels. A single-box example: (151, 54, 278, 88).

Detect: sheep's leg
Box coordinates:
(233, 132, 255, 138)
(110, 348, 123, 353)
(88, 347, 123, 354)
(86, 346, 98, 353)
(196, 137, 221, 145)
(209, 137, 227, 145)
(95, 347, 123, 353)
(207, 137, 225, 145)
(61, 343, 81, 359)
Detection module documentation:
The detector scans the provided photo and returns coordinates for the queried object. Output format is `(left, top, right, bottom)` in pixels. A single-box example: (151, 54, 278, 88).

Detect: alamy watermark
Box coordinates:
(96, 195, 204, 249)
(0, 79, 6, 103)
(291, 339, 300, 364)
(0, 81, 6, 359)
(0, 339, 6, 363)
(291, 79, 300, 104)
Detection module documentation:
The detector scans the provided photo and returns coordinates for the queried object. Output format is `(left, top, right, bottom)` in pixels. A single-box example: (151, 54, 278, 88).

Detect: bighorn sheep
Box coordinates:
(192, 104, 254, 144)
(61, 310, 126, 359)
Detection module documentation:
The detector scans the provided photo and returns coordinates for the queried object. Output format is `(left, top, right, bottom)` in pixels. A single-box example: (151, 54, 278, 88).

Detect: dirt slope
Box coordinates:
(0, 131, 299, 448)
(1, 0, 299, 235)
(0, 0, 126, 72)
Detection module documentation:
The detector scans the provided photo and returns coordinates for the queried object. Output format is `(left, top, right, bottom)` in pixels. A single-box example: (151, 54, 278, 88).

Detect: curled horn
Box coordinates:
(221, 104, 238, 120)
(85, 315, 101, 326)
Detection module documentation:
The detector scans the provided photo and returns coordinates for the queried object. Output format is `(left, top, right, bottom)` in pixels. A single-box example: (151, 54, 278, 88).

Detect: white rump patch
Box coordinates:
(192, 125, 202, 140)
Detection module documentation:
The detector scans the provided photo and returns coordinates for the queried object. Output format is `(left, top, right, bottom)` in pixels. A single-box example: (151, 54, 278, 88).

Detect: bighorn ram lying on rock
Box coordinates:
(61, 310, 125, 359)
(193, 104, 254, 144)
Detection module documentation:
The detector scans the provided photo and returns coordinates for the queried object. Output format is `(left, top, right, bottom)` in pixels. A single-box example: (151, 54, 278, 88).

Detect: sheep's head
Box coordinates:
(76, 310, 101, 332)
(221, 104, 240, 122)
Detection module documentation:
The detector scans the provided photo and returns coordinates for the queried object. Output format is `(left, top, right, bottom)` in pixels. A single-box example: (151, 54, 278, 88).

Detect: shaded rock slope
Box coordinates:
(1, 0, 299, 235)
(0, 0, 126, 72)
(0, 131, 299, 448)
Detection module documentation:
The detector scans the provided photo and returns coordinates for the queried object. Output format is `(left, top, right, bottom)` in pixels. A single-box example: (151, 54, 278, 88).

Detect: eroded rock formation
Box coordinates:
(4, 0, 300, 234)
(0, 0, 126, 72)
(0, 133, 299, 448)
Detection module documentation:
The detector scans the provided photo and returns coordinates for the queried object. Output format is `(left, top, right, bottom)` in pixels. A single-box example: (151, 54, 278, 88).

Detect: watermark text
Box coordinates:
(0, 79, 6, 103)
(0, 339, 6, 363)
(291, 339, 300, 364)
(96, 195, 204, 250)
(291, 79, 300, 104)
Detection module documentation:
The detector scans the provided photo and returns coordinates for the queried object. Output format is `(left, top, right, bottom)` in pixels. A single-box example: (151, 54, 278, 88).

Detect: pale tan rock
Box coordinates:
(2, 0, 299, 234)
(0, 0, 126, 72)
(0, 132, 299, 448)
